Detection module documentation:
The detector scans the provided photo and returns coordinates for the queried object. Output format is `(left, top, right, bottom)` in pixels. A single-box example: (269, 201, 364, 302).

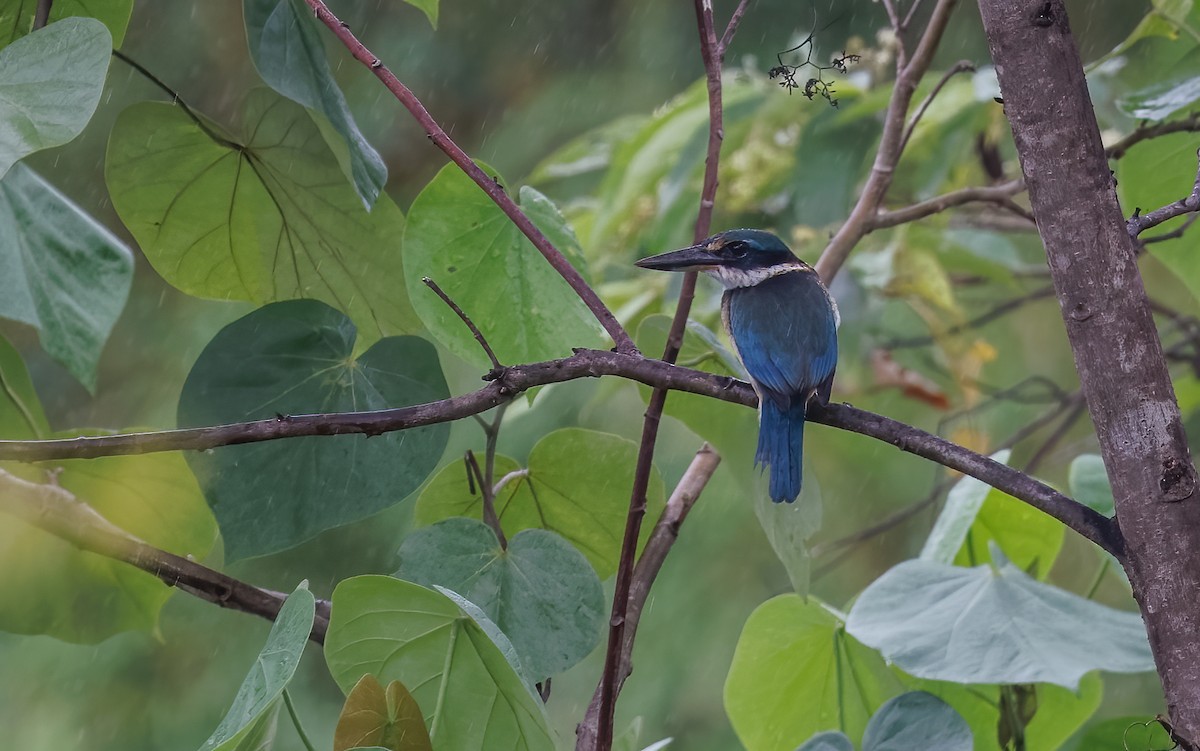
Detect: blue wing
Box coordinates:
(725, 270, 838, 409)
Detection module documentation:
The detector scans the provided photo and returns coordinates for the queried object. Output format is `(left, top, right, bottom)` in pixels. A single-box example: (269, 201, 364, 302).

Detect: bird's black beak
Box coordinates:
(635, 244, 721, 272)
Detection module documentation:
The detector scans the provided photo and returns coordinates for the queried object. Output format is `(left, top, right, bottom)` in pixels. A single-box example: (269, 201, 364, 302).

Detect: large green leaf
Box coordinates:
(0, 0, 132, 47)
(724, 595, 901, 751)
(0, 435, 218, 642)
(0, 163, 133, 390)
(1070, 715, 1174, 750)
(395, 518, 605, 680)
(402, 163, 602, 368)
(845, 549, 1154, 689)
(414, 428, 664, 578)
(106, 89, 419, 344)
(0, 17, 110, 178)
(861, 692, 972, 751)
(177, 300, 449, 560)
(334, 674, 432, 751)
(244, 0, 386, 208)
(952, 488, 1064, 578)
(324, 575, 555, 751)
(920, 450, 1010, 564)
(198, 585, 315, 751)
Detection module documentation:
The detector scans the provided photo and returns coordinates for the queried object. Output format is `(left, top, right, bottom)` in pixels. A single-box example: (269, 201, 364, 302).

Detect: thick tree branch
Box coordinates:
(979, 0, 1200, 743)
(815, 0, 958, 281)
(0, 469, 330, 643)
(300, 0, 635, 355)
(579, 445, 721, 746)
(1126, 148, 1200, 237)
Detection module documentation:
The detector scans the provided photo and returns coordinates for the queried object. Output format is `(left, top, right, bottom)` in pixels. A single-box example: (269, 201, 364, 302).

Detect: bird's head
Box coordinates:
(635, 229, 808, 289)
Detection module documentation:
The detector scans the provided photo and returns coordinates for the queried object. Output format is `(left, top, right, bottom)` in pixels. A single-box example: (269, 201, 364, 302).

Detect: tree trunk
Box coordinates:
(977, 0, 1200, 746)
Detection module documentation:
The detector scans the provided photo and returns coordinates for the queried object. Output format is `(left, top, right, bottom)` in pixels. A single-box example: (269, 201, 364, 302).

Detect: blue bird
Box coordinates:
(636, 229, 839, 503)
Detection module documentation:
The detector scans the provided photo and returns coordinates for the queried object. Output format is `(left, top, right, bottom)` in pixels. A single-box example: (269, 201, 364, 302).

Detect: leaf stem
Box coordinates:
(282, 689, 318, 751)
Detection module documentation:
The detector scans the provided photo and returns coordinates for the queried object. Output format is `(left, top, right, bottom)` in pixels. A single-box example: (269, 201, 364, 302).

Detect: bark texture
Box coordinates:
(977, 0, 1200, 744)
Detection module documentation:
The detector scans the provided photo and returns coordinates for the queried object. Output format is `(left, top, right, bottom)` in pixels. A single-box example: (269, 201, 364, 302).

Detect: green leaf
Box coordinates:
(403, 163, 602, 368)
(414, 428, 664, 578)
(0, 333, 48, 438)
(796, 732, 854, 751)
(845, 554, 1154, 689)
(1070, 715, 1173, 750)
(1116, 131, 1200, 303)
(324, 575, 555, 751)
(229, 702, 281, 751)
(0, 163, 134, 391)
(177, 300, 450, 560)
(724, 595, 901, 750)
(1, 0, 133, 47)
(395, 518, 606, 679)
(862, 692, 972, 751)
(952, 488, 1064, 578)
(334, 674, 432, 751)
(0, 17, 111, 178)
(920, 450, 1011, 564)
(198, 585, 315, 751)
(105, 89, 419, 344)
(401, 0, 438, 28)
(908, 674, 1103, 751)
(0, 440, 218, 642)
(244, 0, 386, 208)
(1069, 454, 1115, 516)
(752, 476, 820, 595)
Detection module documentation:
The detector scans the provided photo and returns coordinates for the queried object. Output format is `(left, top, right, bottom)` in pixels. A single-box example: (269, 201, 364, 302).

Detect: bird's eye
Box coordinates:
(725, 241, 749, 259)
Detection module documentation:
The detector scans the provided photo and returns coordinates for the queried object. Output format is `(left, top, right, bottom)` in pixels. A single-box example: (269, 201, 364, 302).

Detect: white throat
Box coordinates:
(705, 262, 805, 289)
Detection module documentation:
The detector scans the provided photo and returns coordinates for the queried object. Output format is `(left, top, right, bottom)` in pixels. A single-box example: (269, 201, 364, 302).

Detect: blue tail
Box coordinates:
(757, 399, 807, 503)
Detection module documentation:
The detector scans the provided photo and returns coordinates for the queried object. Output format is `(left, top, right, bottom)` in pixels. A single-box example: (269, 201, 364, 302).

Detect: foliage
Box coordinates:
(0, 2, 1194, 751)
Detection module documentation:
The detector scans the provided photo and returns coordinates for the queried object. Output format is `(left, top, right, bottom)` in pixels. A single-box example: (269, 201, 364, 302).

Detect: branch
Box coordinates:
(814, 0, 959, 281)
(883, 283, 1054, 348)
(0, 469, 330, 643)
(592, 1, 731, 746)
(1126, 148, 1200, 237)
(898, 60, 977, 154)
(33, 0, 51, 30)
(299, 0, 635, 355)
(422, 277, 503, 372)
(1105, 113, 1200, 161)
(717, 0, 751, 59)
(577, 444, 721, 749)
(0, 349, 1122, 557)
(870, 179, 1026, 230)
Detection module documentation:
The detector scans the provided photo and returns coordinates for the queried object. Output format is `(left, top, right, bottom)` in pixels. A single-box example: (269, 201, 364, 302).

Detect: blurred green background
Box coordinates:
(0, 0, 1185, 749)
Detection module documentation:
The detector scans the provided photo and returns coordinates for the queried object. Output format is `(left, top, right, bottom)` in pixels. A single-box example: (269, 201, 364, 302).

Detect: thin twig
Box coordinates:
(0, 469, 331, 643)
(466, 450, 506, 548)
(1021, 396, 1088, 475)
(578, 445, 722, 747)
(1105, 113, 1200, 161)
(301, 0, 634, 355)
(815, 0, 959, 282)
(717, 0, 752, 59)
(1142, 213, 1200, 245)
(283, 689, 319, 751)
(898, 60, 976, 155)
(111, 50, 242, 151)
(423, 277, 504, 372)
(883, 283, 1055, 348)
(1127, 150, 1200, 237)
(902, 0, 929, 30)
(33, 0, 51, 30)
(870, 179, 1025, 230)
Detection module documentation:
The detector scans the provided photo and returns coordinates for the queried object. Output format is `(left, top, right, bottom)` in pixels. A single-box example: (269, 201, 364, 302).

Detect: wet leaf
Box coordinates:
(334, 674, 432, 751)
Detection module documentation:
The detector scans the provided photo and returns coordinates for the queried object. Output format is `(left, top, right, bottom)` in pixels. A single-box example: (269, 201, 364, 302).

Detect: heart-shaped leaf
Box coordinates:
(244, 0, 386, 208)
(846, 550, 1154, 689)
(920, 450, 1010, 564)
(0, 163, 134, 390)
(106, 88, 419, 345)
(334, 674, 432, 751)
(861, 692, 972, 751)
(324, 575, 554, 751)
(724, 594, 901, 750)
(414, 429, 664, 578)
(198, 584, 315, 751)
(0, 17, 111, 178)
(178, 300, 449, 560)
(396, 518, 605, 679)
(402, 163, 602, 368)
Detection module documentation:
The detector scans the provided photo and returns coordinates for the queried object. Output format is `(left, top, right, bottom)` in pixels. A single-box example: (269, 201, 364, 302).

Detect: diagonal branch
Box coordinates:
(299, 0, 635, 355)
(0, 469, 331, 643)
(1126, 148, 1200, 237)
(815, 0, 959, 281)
(870, 179, 1026, 230)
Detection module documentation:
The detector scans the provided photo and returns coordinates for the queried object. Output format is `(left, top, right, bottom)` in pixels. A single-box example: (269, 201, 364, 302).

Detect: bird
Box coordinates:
(635, 229, 839, 503)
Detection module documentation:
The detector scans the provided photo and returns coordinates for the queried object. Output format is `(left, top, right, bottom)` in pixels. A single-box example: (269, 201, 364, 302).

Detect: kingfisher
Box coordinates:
(636, 229, 838, 503)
